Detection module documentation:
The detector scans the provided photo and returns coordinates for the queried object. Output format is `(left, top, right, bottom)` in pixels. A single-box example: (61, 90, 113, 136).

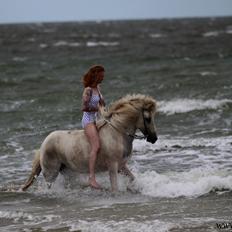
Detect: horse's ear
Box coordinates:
(145, 100, 157, 112)
(152, 101, 157, 112)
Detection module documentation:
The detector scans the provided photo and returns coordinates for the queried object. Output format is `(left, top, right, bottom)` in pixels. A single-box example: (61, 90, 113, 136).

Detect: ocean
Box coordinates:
(0, 17, 232, 232)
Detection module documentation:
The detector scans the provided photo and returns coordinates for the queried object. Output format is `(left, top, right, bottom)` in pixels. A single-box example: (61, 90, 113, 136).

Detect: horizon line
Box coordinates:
(0, 14, 231, 26)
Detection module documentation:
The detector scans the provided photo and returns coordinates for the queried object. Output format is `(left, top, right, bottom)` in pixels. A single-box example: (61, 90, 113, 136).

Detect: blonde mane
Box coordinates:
(101, 94, 157, 121)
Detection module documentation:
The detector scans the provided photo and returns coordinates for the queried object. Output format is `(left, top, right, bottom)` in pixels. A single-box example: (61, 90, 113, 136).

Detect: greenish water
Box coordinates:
(0, 17, 232, 231)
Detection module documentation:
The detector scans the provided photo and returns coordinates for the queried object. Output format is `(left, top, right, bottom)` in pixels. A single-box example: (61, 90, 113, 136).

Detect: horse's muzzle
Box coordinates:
(147, 133, 158, 144)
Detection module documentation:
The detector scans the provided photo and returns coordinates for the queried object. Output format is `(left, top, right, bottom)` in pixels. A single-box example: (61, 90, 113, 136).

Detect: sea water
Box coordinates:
(0, 17, 232, 231)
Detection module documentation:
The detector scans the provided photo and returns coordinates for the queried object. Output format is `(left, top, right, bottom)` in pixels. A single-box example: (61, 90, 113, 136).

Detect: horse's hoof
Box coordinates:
(127, 186, 140, 194)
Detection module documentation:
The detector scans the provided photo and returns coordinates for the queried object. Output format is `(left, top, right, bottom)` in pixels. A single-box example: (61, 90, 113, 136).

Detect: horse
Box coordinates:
(21, 94, 158, 192)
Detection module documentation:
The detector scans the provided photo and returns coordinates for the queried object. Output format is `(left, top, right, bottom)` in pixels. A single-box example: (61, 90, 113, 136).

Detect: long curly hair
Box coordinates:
(82, 65, 105, 87)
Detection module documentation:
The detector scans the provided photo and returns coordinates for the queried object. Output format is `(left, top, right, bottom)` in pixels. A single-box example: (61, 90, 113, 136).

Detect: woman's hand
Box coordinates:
(82, 106, 98, 112)
(98, 104, 107, 118)
(99, 98, 105, 107)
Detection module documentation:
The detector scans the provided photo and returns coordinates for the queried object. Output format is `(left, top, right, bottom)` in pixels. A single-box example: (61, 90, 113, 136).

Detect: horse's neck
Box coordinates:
(111, 115, 137, 137)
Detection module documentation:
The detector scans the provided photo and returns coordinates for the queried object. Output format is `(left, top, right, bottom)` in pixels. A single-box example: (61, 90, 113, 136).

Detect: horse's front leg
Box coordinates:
(119, 163, 135, 182)
(108, 161, 118, 192)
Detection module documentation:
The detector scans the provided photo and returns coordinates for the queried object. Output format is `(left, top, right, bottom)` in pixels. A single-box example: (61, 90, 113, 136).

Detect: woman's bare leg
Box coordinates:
(84, 123, 101, 189)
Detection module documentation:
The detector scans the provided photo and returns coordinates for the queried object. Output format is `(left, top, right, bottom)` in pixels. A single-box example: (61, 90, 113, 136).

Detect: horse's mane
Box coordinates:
(100, 94, 157, 119)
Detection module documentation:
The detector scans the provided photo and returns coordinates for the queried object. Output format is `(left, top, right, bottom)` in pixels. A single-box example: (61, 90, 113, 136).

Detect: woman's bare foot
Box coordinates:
(89, 177, 102, 189)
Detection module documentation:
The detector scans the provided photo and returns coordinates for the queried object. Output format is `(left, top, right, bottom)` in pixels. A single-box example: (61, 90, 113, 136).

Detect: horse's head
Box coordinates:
(136, 106, 158, 144)
(103, 94, 158, 144)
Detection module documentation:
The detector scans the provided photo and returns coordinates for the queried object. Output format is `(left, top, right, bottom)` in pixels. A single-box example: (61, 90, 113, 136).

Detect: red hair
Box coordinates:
(82, 65, 105, 88)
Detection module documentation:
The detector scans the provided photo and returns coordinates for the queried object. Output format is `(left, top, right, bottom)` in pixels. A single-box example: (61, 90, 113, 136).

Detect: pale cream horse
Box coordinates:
(21, 94, 158, 192)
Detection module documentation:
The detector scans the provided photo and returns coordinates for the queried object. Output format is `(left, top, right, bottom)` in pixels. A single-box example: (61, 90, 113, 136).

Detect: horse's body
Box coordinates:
(22, 94, 157, 191)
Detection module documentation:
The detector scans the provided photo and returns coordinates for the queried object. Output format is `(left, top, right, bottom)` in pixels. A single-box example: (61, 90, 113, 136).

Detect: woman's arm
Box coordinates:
(97, 85, 105, 107)
(81, 87, 98, 112)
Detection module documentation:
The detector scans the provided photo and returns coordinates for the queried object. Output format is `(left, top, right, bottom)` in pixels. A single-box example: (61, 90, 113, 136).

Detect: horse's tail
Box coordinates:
(21, 150, 41, 191)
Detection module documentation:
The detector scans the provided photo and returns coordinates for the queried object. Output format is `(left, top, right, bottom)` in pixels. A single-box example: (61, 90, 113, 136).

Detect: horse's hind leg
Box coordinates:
(43, 167, 60, 188)
(41, 152, 61, 188)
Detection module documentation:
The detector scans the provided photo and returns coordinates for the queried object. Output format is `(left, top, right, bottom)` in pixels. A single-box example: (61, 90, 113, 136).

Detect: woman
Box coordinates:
(81, 65, 105, 189)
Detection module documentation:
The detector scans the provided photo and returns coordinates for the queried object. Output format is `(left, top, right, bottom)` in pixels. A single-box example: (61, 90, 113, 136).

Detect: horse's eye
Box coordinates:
(145, 117, 151, 123)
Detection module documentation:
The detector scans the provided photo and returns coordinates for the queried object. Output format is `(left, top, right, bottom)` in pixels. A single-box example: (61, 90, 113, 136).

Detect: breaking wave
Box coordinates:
(134, 167, 232, 198)
(158, 98, 232, 115)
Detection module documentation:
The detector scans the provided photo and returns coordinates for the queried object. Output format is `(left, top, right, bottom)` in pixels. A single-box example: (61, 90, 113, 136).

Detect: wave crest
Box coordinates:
(135, 168, 232, 198)
(158, 99, 232, 115)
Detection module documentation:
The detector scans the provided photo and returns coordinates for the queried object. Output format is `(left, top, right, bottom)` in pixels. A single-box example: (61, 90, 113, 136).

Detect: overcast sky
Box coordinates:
(0, 0, 232, 24)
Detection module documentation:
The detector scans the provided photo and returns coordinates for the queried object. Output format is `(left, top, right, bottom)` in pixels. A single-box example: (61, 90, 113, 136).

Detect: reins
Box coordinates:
(101, 108, 148, 140)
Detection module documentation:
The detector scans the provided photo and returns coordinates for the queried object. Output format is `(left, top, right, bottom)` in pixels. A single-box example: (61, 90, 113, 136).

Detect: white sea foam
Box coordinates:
(158, 99, 232, 115)
(86, 41, 119, 47)
(200, 71, 217, 76)
(31, 135, 232, 199)
(0, 101, 21, 112)
(0, 210, 59, 224)
(149, 33, 165, 38)
(131, 135, 232, 198)
(107, 33, 120, 38)
(53, 41, 69, 46)
(12, 57, 28, 62)
(43, 28, 56, 33)
(134, 135, 232, 152)
(0, 211, 33, 222)
(226, 30, 232, 34)
(133, 135, 232, 170)
(39, 43, 48, 48)
(203, 28, 232, 37)
(7, 140, 25, 154)
(135, 167, 232, 198)
(67, 219, 175, 232)
(0, 100, 34, 112)
(53, 41, 81, 47)
(203, 31, 221, 37)
(69, 42, 81, 47)
(184, 57, 191, 61)
(27, 37, 36, 42)
(226, 26, 232, 34)
(0, 154, 9, 160)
